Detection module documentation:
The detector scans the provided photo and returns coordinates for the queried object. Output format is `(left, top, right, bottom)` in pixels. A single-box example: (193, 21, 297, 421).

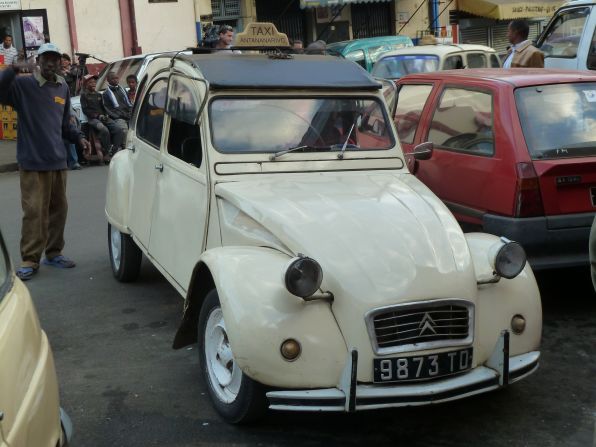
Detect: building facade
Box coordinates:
(0, 0, 563, 67)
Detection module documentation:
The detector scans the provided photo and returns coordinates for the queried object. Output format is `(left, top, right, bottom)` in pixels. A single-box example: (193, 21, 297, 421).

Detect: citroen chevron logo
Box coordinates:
(418, 313, 437, 336)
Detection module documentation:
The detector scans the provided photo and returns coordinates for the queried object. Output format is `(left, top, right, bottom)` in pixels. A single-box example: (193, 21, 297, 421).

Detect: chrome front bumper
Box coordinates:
(266, 339, 540, 412)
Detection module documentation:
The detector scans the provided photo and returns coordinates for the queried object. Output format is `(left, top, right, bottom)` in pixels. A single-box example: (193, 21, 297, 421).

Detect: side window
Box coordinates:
(538, 7, 589, 58)
(136, 79, 168, 149)
(345, 50, 366, 69)
(428, 88, 494, 156)
(394, 84, 433, 144)
(165, 76, 203, 167)
(444, 55, 464, 70)
(96, 61, 122, 91)
(467, 53, 487, 69)
(588, 25, 596, 69)
(490, 54, 501, 68)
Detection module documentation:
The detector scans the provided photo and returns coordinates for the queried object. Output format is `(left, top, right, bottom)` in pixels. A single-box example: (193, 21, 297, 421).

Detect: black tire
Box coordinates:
(198, 289, 267, 424)
(108, 223, 142, 282)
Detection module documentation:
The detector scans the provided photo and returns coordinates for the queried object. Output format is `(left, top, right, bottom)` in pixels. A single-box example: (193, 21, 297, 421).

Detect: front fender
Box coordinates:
(466, 233, 542, 364)
(199, 246, 347, 388)
(105, 149, 133, 233)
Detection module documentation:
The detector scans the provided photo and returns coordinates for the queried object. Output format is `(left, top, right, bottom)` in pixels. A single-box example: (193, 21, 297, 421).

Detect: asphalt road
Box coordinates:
(0, 166, 595, 447)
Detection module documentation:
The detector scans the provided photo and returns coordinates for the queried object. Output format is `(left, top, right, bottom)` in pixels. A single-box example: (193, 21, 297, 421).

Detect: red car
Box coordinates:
(393, 69, 596, 269)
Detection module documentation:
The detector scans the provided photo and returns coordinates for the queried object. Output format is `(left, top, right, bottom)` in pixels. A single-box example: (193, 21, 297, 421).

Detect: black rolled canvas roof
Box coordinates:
(179, 53, 382, 90)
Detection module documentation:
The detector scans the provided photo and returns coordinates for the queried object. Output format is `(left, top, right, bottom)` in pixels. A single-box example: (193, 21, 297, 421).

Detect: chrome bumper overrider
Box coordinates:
(266, 332, 539, 412)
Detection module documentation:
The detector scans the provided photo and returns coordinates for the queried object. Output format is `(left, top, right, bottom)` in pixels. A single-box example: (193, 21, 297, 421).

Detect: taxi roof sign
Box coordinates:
(234, 22, 290, 48)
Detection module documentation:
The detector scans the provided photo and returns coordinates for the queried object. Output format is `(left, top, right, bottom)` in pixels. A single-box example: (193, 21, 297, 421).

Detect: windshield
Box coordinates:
(210, 97, 395, 153)
(97, 58, 144, 91)
(372, 55, 440, 79)
(515, 83, 596, 159)
(537, 7, 589, 58)
(369, 42, 413, 63)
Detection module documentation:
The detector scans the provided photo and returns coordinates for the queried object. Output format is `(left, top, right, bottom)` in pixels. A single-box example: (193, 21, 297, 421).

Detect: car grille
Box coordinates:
(366, 300, 473, 354)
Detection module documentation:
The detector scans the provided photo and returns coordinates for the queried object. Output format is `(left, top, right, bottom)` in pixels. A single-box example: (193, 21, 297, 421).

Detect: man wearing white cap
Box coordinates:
(0, 42, 91, 280)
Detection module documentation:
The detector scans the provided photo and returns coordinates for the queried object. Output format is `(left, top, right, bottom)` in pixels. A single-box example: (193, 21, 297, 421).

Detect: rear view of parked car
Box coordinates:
(372, 44, 501, 80)
(395, 68, 596, 269)
(0, 228, 72, 447)
(326, 35, 414, 72)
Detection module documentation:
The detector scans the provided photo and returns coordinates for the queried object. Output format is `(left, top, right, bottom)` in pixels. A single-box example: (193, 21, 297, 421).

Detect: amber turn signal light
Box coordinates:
(280, 339, 301, 361)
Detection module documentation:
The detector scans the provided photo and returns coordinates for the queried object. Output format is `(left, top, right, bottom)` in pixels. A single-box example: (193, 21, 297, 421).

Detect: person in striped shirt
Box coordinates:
(0, 35, 18, 65)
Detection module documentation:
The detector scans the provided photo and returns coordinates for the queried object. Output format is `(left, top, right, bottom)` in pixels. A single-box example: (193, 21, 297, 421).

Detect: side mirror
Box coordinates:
(413, 141, 433, 160)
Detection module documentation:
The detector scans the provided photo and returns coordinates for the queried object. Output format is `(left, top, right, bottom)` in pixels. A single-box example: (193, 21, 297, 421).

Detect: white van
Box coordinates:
(536, 0, 596, 70)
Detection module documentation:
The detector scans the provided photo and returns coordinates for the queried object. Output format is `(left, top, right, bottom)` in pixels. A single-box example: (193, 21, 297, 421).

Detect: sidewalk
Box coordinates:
(0, 139, 17, 173)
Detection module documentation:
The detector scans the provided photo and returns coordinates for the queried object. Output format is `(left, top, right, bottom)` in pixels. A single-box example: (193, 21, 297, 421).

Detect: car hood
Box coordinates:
(215, 172, 475, 307)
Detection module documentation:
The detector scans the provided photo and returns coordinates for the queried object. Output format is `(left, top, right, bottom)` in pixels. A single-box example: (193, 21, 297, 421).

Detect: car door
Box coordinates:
(537, 5, 593, 70)
(393, 82, 436, 171)
(127, 77, 168, 249)
(415, 84, 503, 227)
(147, 74, 209, 291)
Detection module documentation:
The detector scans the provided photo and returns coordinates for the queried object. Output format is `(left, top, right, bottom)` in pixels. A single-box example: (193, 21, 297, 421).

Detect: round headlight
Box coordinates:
(494, 241, 527, 279)
(284, 256, 323, 298)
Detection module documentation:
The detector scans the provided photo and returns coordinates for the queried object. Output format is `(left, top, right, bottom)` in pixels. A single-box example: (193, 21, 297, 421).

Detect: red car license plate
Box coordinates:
(373, 347, 473, 383)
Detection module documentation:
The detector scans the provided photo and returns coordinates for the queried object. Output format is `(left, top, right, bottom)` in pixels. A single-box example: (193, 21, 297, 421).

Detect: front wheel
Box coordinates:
(198, 290, 266, 423)
(108, 223, 142, 282)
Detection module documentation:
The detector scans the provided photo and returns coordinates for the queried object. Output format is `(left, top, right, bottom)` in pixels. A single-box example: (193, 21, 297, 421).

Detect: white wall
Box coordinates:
(394, 0, 456, 39)
(21, 0, 71, 54)
(72, 0, 124, 61)
(134, 0, 198, 53)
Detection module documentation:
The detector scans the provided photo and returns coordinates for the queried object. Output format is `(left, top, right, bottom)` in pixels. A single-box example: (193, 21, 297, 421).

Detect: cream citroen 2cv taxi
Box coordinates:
(105, 24, 542, 423)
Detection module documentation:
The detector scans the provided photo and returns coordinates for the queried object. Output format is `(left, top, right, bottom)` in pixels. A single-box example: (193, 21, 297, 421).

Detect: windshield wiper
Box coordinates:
(269, 145, 330, 160)
(337, 123, 356, 160)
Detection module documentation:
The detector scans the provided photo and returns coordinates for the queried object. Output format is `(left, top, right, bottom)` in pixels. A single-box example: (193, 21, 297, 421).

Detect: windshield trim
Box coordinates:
(207, 94, 397, 155)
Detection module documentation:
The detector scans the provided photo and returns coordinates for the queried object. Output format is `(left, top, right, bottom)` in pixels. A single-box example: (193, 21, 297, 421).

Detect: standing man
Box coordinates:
(0, 34, 18, 65)
(503, 20, 544, 68)
(59, 53, 77, 96)
(215, 25, 234, 49)
(0, 42, 90, 280)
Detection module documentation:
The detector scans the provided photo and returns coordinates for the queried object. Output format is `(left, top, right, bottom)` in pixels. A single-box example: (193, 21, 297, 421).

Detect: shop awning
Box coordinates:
(300, 0, 391, 9)
(457, 0, 563, 20)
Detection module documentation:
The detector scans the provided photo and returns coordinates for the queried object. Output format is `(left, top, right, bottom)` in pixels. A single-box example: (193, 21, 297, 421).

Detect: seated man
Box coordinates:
(80, 74, 127, 155)
(102, 71, 132, 123)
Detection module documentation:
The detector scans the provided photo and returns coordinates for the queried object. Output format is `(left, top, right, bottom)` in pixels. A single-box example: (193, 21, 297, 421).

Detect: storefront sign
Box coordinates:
(458, 0, 562, 20)
(0, 0, 21, 11)
(301, 0, 390, 8)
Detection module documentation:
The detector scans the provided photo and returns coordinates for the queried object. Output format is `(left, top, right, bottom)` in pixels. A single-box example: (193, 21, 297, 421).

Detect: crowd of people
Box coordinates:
(56, 52, 137, 168)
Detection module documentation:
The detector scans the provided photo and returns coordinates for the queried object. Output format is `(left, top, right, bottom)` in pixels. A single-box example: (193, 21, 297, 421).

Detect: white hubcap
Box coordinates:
(205, 307, 241, 403)
(110, 226, 121, 271)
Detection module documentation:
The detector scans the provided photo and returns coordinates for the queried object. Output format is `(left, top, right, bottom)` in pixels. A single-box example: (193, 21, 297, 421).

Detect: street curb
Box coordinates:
(0, 163, 18, 173)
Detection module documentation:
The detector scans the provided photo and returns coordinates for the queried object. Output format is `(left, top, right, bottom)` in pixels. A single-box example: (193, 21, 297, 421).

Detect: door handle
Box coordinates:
(154, 163, 163, 172)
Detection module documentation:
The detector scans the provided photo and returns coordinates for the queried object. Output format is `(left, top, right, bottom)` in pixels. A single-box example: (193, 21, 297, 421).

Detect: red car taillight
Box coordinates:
(515, 162, 544, 218)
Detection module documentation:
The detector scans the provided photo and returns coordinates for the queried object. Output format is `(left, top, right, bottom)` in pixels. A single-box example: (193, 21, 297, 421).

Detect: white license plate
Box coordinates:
(373, 347, 473, 383)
